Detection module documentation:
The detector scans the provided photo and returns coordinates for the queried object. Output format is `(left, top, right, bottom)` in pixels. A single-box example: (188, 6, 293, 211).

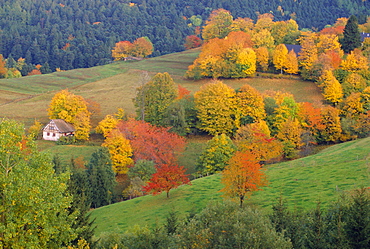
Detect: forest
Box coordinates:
(1, 0, 370, 73)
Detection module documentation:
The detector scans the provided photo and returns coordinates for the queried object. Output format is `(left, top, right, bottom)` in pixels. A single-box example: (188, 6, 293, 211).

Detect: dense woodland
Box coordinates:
(1, 0, 370, 72)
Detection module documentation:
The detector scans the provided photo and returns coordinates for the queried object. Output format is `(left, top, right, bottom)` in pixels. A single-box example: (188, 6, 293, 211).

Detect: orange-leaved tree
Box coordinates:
(221, 151, 267, 207)
(235, 121, 282, 163)
(143, 164, 190, 198)
(117, 119, 186, 166)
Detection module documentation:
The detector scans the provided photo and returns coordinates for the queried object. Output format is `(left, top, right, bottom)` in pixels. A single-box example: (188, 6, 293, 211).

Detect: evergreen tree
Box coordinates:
(68, 166, 96, 247)
(340, 15, 362, 53)
(87, 148, 116, 208)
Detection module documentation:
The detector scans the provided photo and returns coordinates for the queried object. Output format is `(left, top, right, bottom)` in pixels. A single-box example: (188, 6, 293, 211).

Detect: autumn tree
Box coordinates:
(230, 17, 254, 33)
(112, 41, 133, 61)
(271, 19, 299, 45)
(96, 109, 124, 138)
(112, 37, 153, 60)
(341, 92, 364, 117)
(234, 121, 283, 163)
(143, 164, 190, 198)
(254, 13, 274, 33)
(319, 70, 343, 105)
(202, 9, 233, 41)
(283, 49, 299, 75)
(340, 48, 369, 72)
(134, 72, 178, 126)
(252, 29, 275, 49)
(276, 118, 304, 158)
(186, 31, 253, 79)
(0, 54, 7, 78)
(342, 73, 367, 97)
(196, 134, 236, 175)
(194, 81, 239, 135)
(221, 151, 267, 207)
(101, 129, 134, 174)
(298, 32, 319, 79)
(298, 102, 325, 141)
(255, 46, 270, 71)
(0, 119, 77, 248)
(273, 44, 288, 74)
(131, 36, 154, 58)
(319, 106, 343, 143)
(27, 119, 43, 140)
(117, 119, 186, 166)
(340, 15, 362, 53)
(236, 84, 266, 124)
(184, 35, 202, 49)
(48, 89, 91, 140)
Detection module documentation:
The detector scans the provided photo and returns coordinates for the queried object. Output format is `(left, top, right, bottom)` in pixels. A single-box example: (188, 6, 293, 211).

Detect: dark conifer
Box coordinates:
(340, 15, 362, 53)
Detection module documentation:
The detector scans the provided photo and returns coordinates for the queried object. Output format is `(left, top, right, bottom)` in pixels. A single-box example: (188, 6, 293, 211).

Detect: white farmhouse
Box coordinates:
(43, 119, 75, 141)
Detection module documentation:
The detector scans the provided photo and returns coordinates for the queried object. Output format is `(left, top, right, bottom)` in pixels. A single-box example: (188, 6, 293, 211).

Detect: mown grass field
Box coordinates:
(90, 137, 370, 236)
(0, 48, 323, 127)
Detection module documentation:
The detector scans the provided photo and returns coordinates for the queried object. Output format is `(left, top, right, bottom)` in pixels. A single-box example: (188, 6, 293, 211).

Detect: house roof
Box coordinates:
(361, 32, 370, 42)
(284, 44, 302, 56)
(44, 119, 75, 133)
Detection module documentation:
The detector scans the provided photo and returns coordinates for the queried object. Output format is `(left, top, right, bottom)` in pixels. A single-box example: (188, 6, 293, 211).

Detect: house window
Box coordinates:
(52, 133, 56, 137)
(47, 132, 50, 136)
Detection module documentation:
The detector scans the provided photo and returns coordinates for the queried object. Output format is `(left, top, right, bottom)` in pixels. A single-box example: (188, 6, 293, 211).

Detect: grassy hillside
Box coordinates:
(90, 137, 370, 236)
(0, 48, 323, 127)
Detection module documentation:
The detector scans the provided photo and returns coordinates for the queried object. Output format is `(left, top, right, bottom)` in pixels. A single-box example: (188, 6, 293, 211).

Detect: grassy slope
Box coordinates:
(90, 137, 370, 236)
(0, 48, 323, 127)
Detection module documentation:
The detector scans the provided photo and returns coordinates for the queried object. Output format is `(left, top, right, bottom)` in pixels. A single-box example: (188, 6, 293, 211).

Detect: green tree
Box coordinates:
(86, 148, 117, 208)
(134, 72, 178, 126)
(202, 9, 233, 41)
(196, 134, 236, 175)
(340, 15, 362, 53)
(178, 201, 292, 248)
(0, 119, 77, 248)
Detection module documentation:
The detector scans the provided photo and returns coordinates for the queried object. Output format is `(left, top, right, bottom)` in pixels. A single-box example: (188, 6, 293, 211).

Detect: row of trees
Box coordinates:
(186, 10, 370, 80)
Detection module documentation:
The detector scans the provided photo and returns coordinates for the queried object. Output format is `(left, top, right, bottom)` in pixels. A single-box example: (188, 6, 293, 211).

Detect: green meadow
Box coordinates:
(90, 137, 370, 236)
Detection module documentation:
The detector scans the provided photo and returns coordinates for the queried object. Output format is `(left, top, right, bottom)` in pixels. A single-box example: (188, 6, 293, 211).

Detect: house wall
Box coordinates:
(43, 131, 63, 141)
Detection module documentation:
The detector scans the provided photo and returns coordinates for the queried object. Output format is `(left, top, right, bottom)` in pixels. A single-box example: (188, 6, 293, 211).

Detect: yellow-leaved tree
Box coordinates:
(341, 48, 369, 72)
(194, 81, 239, 135)
(102, 129, 134, 174)
(319, 70, 343, 105)
(273, 44, 288, 74)
(236, 84, 266, 123)
(48, 89, 91, 140)
(252, 29, 275, 49)
(283, 49, 299, 74)
(236, 48, 256, 76)
(255, 46, 270, 72)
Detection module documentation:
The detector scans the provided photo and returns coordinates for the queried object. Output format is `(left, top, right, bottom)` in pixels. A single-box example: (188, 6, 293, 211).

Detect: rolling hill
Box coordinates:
(90, 136, 370, 236)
